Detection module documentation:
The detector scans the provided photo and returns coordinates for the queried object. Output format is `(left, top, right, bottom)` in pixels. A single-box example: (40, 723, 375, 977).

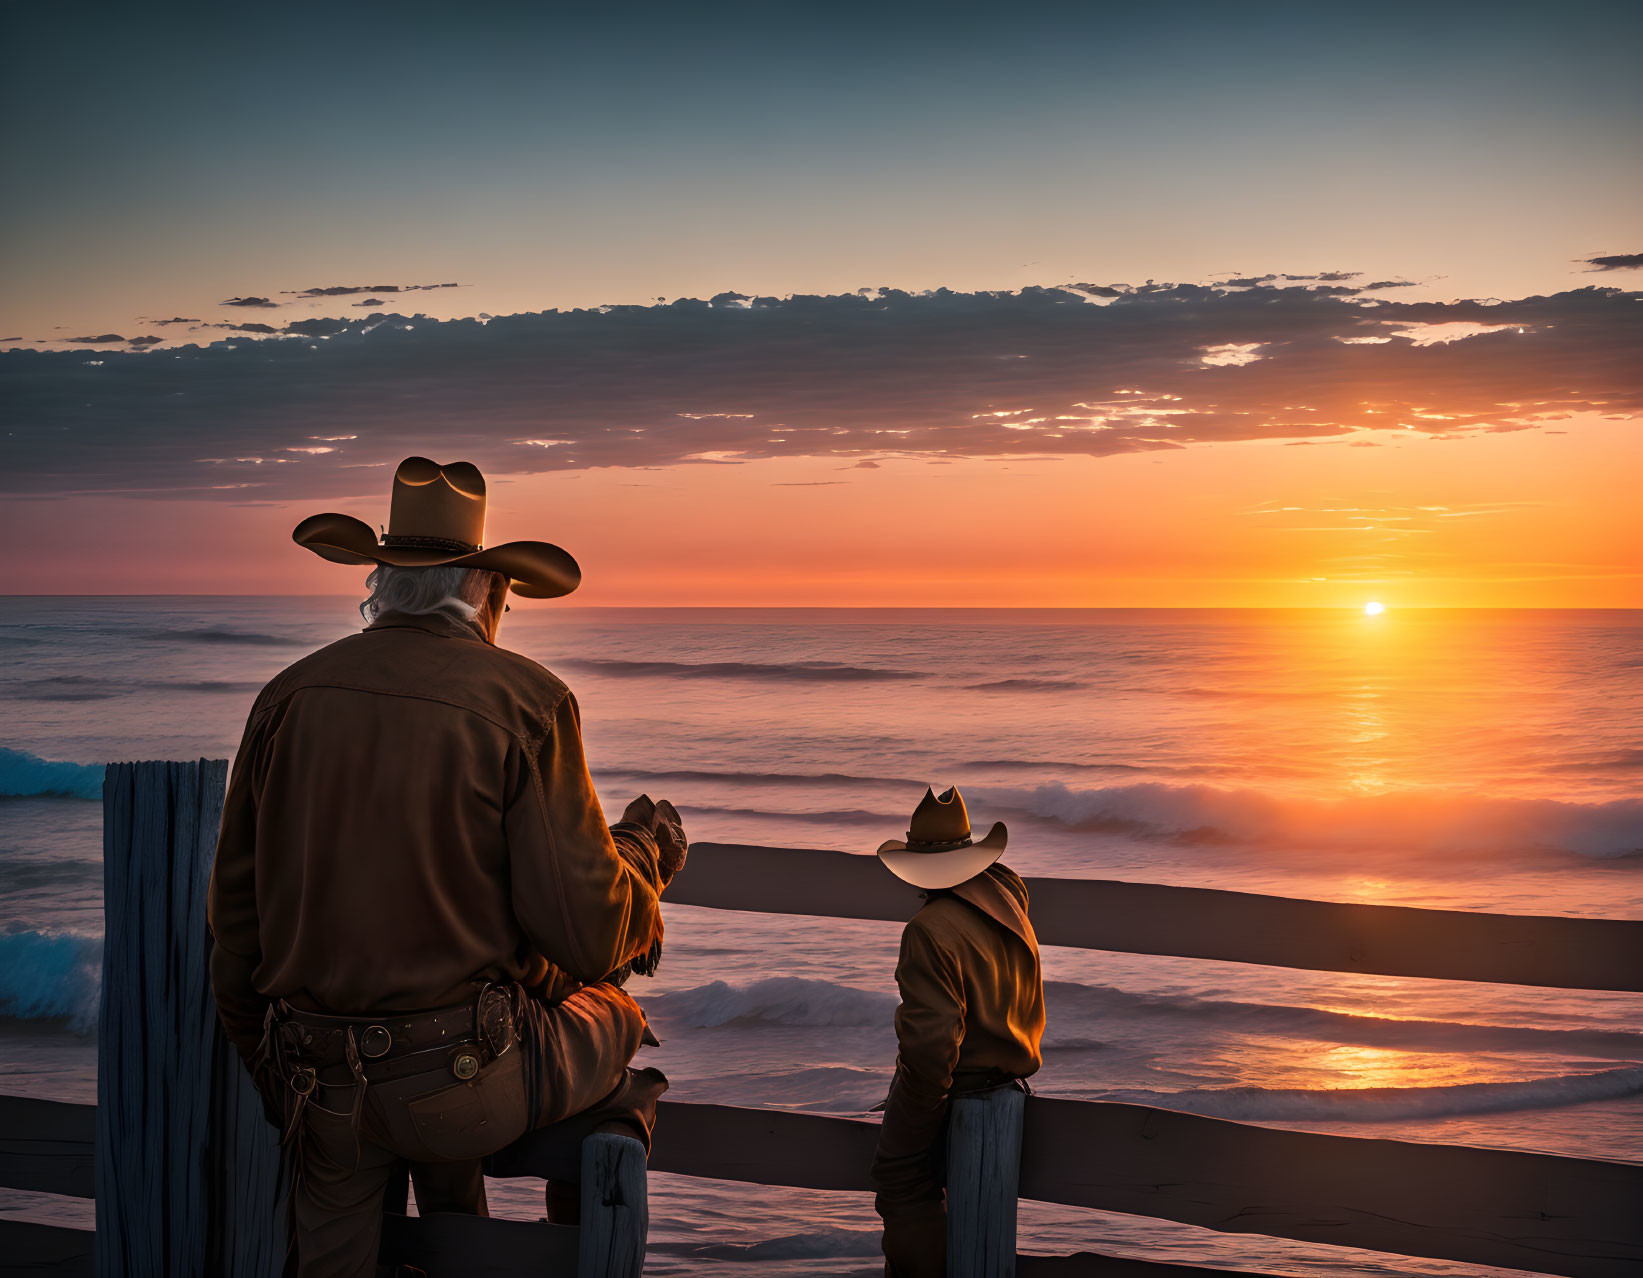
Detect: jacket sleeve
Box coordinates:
(207, 706, 272, 1063)
(505, 690, 663, 985)
(872, 915, 966, 1212)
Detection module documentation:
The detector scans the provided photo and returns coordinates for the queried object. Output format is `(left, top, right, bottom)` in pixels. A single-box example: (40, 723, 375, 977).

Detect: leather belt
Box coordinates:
(274, 984, 517, 1092)
(281, 999, 482, 1062)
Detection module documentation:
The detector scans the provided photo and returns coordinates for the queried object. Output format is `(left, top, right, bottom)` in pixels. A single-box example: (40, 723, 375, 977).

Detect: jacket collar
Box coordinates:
(943, 863, 1038, 954)
(365, 609, 493, 646)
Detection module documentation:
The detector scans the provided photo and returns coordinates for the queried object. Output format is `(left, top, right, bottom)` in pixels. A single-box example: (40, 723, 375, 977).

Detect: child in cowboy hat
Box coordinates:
(871, 786, 1045, 1278)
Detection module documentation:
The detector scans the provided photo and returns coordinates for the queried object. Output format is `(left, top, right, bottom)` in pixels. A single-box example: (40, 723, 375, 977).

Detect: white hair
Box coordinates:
(359, 563, 504, 626)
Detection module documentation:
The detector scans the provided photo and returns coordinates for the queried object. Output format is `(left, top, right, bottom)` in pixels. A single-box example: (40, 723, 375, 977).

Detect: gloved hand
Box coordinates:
(621, 794, 689, 884)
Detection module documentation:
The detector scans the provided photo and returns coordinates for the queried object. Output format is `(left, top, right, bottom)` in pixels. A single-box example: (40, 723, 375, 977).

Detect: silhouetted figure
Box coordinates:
(208, 457, 687, 1276)
(871, 787, 1045, 1278)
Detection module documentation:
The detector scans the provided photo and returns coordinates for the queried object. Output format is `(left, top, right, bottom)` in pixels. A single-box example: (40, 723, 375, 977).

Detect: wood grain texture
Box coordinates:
(670, 843, 1643, 991)
(0, 1219, 95, 1277)
(0, 1093, 94, 1198)
(96, 760, 283, 1278)
(578, 1132, 648, 1278)
(948, 1087, 1025, 1278)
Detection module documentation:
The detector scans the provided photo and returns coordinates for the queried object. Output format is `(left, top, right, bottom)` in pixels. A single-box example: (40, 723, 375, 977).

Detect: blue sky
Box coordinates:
(4, 1, 1639, 338)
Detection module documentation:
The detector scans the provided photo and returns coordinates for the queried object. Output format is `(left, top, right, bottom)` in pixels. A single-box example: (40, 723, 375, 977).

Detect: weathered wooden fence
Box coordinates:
(2, 760, 1641, 1277)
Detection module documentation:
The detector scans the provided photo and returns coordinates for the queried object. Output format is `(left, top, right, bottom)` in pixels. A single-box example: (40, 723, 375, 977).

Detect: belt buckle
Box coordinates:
(360, 1025, 393, 1059)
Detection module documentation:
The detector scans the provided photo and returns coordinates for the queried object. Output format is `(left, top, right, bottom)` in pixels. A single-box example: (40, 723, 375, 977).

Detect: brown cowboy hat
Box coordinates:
(877, 786, 1007, 891)
(293, 456, 580, 599)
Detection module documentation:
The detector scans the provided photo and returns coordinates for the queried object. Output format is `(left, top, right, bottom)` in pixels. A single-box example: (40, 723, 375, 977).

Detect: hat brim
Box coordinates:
(876, 821, 1008, 891)
(293, 513, 580, 600)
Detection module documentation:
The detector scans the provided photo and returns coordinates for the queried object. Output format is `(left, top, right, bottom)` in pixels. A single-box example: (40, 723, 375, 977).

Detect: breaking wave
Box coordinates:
(648, 977, 896, 1029)
(681, 1227, 884, 1261)
(1102, 1066, 1643, 1122)
(0, 929, 101, 1033)
(972, 780, 1643, 858)
(0, 748, 102, 800)
(650, 976, 1643, 1062)
(1042, 982, 1643, 1059)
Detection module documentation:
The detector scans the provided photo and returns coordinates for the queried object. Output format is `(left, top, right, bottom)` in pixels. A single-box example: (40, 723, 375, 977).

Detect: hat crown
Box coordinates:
(385, 457, 486, 551)
(907, 786, 973, 847)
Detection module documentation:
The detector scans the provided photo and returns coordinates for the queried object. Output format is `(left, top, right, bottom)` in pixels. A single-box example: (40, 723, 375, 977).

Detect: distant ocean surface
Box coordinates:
(2, 598, 1640, 1276)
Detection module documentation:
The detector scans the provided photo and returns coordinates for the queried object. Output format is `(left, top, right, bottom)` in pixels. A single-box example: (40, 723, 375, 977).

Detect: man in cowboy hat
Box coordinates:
(872, 787, 1045, 1278)
(207, 456, 688, 1276)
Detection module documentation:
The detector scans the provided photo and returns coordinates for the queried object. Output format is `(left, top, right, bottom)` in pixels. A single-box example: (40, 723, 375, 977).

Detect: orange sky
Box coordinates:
(6, 413, 1634, 607)
(4, 7, 1638, 607)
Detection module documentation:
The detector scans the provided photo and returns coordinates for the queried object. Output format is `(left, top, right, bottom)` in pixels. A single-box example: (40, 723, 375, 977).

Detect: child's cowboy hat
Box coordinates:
(293, 456, 580, 598)
(877, 786, 1008, 891)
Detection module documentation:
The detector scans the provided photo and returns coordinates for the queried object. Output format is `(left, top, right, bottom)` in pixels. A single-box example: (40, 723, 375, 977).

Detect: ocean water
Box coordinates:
(1, 598, 1639, 1276)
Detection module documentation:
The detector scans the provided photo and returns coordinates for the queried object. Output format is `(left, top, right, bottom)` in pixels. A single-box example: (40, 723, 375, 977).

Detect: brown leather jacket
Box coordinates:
(207, 609, 663, 1062)
(872, 863, 1044, 1214)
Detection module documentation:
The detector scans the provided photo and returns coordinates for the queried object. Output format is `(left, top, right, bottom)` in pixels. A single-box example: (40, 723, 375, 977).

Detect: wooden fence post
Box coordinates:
(97, 760, 283, 1278)
(946, 1086, 1025, 1278)
(577, 1132, 649, 1278)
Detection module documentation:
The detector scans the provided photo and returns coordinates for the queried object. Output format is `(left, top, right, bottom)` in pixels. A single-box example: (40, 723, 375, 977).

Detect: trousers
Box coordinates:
(275, 981, 663, 1277)
(873, 1072, 1028, 1278)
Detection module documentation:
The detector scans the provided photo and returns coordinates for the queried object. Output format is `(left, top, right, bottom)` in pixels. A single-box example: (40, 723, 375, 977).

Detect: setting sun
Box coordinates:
(1364, 601, 1385, 616)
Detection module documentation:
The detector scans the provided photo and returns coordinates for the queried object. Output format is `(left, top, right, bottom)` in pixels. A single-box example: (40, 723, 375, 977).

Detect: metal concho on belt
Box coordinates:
(359, 1025, 393, 1059)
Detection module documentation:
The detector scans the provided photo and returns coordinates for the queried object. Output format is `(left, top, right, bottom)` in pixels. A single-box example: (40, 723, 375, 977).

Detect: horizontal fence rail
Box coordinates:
(669, 843, 1643, 991)
(8, 771, 1642, 1278)
(20, 1091, 1635, 1278)
(0, 1094, 95, 1199)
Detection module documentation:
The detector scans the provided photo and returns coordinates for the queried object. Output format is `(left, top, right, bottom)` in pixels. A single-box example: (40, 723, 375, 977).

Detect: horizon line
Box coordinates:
(1, 594, 1637, 612)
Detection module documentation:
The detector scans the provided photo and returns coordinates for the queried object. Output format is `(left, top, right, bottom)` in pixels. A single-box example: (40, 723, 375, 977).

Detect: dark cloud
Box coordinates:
(1, 281, 1637, 499)
(352, 299, 386, 307)
(280, 318, 354, 337)
(1219, 272, 1361, 289)
(61, 333, 128, 344)
(286, 283, 462, 297)
(1581, 252, 1643, 271)
(1361, 280, 1417, 289)
(149, 317, 201, 325)
(221, 296, 279, 308)
(127, 336, 164, 348)
(198, 319, 345, 337)
(1066, 283, 1124, 297)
